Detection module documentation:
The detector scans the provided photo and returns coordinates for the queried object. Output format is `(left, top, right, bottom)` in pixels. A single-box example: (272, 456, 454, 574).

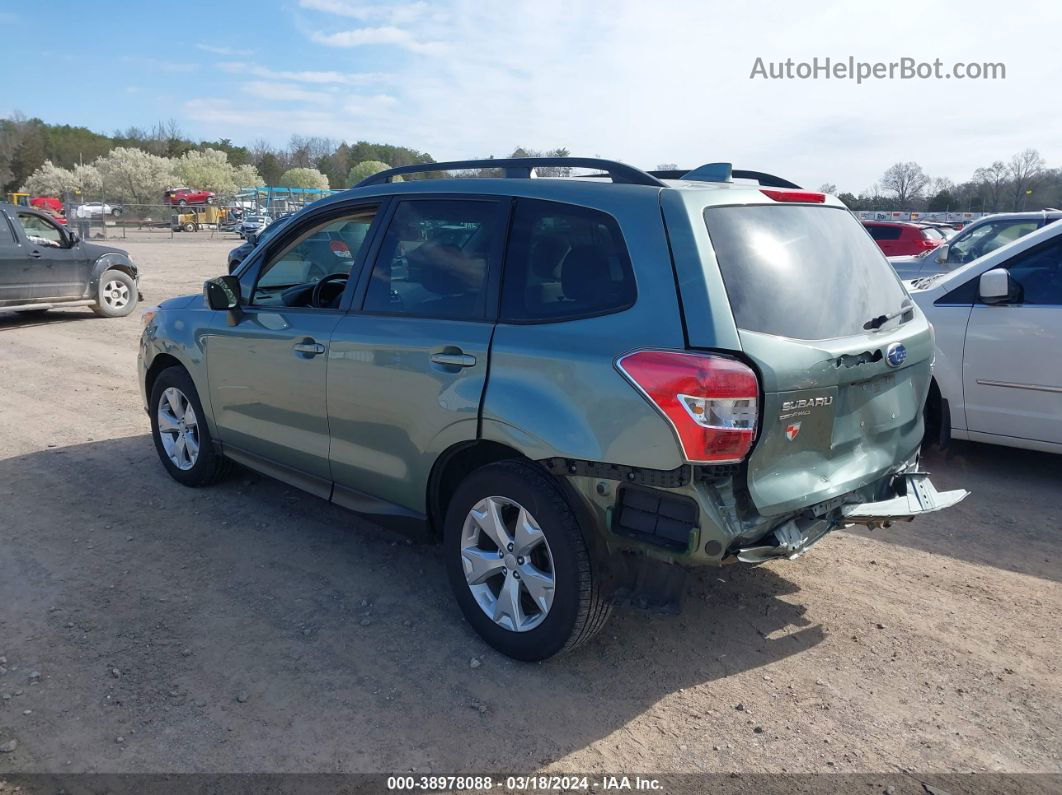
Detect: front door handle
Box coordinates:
(431, 352, 477, 368)
(29, 251, 42, 259)
(293, 341, 326, 357)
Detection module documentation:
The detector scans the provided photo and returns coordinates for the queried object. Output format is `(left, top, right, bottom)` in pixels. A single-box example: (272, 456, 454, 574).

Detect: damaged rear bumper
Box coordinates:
(736, 471, 968, 564)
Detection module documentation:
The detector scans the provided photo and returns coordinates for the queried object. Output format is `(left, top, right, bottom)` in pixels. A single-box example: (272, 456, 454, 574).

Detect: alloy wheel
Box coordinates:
(102, 279, 130, 311)
(460, 496, 556, 632)
(157, 387, 200, 470)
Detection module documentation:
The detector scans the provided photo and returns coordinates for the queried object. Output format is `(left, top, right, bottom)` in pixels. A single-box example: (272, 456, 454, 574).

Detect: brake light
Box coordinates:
(330, 240, 352, 257)
(617, 350, 759, 464)
(760, 189, 826, 203)
(919, 238, 937, 249)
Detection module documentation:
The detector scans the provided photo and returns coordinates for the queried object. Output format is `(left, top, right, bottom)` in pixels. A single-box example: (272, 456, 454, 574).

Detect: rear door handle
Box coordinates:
(293, 341, 326, 357)
(431, 352, 477, 368)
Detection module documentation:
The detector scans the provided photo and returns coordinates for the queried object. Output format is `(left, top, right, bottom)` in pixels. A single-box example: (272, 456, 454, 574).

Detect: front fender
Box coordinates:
(91, 253, 140, 294)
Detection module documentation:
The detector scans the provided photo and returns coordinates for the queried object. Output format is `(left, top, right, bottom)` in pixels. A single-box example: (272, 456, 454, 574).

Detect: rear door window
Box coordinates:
(705, 205, 909, 340)
(500, 199, 636, 322)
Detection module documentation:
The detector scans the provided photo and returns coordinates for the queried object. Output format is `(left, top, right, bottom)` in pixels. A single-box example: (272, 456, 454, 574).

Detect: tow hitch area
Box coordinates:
(736, 472, 968, 564)
(842, 471, 969, 529)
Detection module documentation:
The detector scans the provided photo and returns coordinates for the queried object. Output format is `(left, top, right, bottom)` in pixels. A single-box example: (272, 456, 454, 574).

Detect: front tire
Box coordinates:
(149, 367, 230, 487)
(444, 460, 611, 661)
(91, 269, 138, 317)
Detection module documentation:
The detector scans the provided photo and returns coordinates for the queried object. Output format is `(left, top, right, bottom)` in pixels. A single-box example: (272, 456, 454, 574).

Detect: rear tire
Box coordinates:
(149, 367, 230, 487)
(91, 269, 138, 318)
(444, 460, 611, 661)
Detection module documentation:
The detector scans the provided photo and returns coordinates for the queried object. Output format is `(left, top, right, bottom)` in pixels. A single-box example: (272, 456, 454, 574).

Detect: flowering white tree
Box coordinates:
(21, 161, 78, 195)
(233, 163, 265, 190)
(173, 148, 263, 195)
(279, 167, 330, 191)
(94, 147, 176, 205)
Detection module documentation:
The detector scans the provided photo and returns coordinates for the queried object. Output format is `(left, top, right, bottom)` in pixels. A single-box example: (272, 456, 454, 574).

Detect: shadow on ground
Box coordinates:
(0, 307, 100, 331)
(845, 440, 1061, 582)
(0, 436, 822, 772)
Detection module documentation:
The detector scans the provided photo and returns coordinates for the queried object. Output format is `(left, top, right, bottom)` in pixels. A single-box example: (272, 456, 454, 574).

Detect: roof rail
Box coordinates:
(647, 163, 802, 190)
(356, 157, 666, 187)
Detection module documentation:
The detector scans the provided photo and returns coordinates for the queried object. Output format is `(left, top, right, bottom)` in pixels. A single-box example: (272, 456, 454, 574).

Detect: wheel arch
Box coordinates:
(144, 353, 187, 405)
(427, 440, 529, 540)
(426, 440, 610, 571)
(91, 253, 139, 292)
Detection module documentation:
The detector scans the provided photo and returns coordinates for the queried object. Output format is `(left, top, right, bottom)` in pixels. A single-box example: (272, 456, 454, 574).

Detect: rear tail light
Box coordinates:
(760, 189, 826, 203)
(330, 240, 352, 257)
(918, 238, 937, 249)
(617, 350, 759, 464)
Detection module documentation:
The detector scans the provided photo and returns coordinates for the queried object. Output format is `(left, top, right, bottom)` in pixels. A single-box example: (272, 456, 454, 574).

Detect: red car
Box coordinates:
(164, 188, 215, 206)
(862, 221, 944, 256)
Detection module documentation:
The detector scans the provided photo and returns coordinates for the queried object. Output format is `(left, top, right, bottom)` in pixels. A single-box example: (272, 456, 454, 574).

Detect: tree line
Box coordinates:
(0, 115, 438, 201)
(820, 150, 1060, 212)
(4, 113, 1059, 212)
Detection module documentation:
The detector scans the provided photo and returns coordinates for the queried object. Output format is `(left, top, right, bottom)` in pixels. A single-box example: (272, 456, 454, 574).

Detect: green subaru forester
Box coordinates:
(139, 158, 966, 660)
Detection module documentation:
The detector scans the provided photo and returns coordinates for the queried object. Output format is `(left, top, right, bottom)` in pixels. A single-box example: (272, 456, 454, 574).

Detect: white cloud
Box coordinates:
(240, 81, 334, 103)
(187, 0, 1062, 190)
(219, 61, 390, 86)
(196, 44, 254, 56)
(309, 25, 446, 54)
(298, 0, 431, 25)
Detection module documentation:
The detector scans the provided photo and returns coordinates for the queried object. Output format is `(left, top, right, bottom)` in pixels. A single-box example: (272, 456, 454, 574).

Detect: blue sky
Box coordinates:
(2, 0, 1061, 191)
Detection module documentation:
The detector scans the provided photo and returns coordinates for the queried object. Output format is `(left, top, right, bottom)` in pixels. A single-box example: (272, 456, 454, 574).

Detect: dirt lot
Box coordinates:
(0, 231, 1059, 780)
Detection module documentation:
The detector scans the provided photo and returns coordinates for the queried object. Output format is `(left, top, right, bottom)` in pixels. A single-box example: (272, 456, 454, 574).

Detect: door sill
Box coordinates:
(220, 443, 430, 539)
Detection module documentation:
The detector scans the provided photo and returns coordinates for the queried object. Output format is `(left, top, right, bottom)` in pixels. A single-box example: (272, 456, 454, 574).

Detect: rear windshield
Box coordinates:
(704, 205, 909, 340)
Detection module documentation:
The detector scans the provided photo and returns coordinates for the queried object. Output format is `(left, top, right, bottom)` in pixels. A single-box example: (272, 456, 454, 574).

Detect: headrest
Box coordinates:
(528, 234, 570, 280)
(561, 244, 612, 303)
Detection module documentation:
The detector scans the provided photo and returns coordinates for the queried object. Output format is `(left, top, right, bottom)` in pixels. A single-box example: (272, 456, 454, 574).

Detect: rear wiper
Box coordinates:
(863, 301, 913, 331)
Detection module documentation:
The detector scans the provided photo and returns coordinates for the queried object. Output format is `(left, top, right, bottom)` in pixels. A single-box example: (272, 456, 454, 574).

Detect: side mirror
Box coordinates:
(246, 231, 258, 246)
(204, 275, 242, 311)
(67, 230, 80, 246)
(979, 268, 1021, 305)
(934, 243, 949, 264)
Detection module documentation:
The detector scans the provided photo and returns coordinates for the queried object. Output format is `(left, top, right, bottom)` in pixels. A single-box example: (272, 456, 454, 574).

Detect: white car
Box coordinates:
(909, 220, 1062, 454)
(76, 202, 124, 218)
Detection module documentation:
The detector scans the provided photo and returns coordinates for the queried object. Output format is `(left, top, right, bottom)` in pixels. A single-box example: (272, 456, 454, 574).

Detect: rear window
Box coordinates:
(865, 224, 902, 241)
(705, 205, 909, 340)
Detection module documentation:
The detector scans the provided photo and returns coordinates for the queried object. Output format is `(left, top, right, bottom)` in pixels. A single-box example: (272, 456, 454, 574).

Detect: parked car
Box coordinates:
(889, 210, 1062, 280)
(917, 221, 958, 240)
(227, 214, 298, 272)
(164, 188, 216, 207)
(139, 158, 966, 660)
(77, 201, 124, 218)
(237, 214, 272, 240)
(0, 203, 140, 317)
(909, 219, 1062, 454)
(863, 220, 944, 257)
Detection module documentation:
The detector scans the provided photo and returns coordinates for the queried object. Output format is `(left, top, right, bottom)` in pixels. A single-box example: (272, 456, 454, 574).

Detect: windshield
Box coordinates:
(704, 205, 909, 340)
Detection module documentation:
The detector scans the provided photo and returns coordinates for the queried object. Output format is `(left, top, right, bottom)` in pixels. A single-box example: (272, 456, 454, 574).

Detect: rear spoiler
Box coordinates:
(647, 163, 802, 189)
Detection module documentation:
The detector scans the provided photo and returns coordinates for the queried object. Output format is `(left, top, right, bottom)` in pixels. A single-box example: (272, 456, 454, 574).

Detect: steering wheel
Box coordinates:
(311, 272, 348, 308)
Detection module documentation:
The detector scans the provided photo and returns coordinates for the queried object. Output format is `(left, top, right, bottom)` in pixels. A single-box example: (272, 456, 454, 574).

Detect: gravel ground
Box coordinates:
(0, 231, 1059, 779)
